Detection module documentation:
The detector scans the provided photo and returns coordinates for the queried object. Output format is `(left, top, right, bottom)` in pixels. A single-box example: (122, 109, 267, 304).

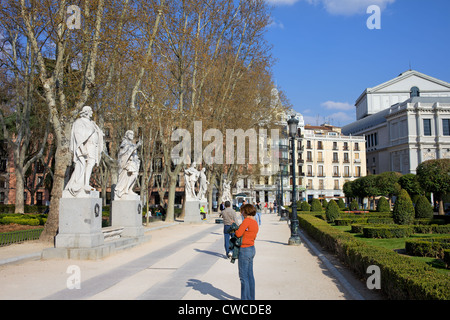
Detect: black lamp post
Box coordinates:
(287, 115, 301, 245)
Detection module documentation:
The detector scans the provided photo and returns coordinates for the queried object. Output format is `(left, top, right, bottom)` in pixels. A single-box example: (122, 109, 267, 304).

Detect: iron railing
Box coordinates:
(0, 228, 44, 247)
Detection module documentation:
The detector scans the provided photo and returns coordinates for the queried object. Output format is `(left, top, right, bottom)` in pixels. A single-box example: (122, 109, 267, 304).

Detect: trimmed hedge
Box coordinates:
(0, 213, 47, 226)
(297, 214, 450, 300)
(405, 237, 450, 259)
(444, 250, 450, 269)
(363, 224, 413, 239)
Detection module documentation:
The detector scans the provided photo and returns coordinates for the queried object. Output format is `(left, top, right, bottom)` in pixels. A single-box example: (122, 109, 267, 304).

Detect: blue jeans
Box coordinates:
(238, 246, 256, 300)
(224, 225, 233, 255)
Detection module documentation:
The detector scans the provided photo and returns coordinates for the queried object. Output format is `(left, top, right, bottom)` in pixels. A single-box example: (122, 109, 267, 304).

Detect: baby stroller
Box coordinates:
(226, 223, 242, 264)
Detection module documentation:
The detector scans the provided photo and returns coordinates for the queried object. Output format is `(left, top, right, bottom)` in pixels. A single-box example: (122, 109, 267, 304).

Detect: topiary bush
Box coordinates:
(325, 200, 340, 223)
(300, 201, 311, 212)
(415, 195, 434, 219)
(376, 196, 390, 212)
(337, 198, 345, 209)
(350, 199, 359, 211)
(310, 198, 322, 212)
(392, 189, 414, 225)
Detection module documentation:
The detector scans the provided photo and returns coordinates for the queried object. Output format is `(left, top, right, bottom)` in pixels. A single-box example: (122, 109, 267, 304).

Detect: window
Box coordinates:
(318, 165, 324, 177)
(423, 119, 432, 136)
(343, 142, 348, 150)
(443, 119, 450, 136)
(344, 153, 349, 163)
(307, 165, 313, 176)
(334, 180, 339, 190)
(307, 151, 312, 161)
(355, 166, 361, 177)
(333, 142, 338, 150)
(319, 180, 324, 190)
(333, 152, 338, 162)
(307, 141, 312, 149)
(333, 166, 339, 177)
(307, 180, 313, 190)
(344, 166, 350, 177)
(354, 143, 359, 151)
(317, 141, 323, 149)
(317, 152, 323, 162)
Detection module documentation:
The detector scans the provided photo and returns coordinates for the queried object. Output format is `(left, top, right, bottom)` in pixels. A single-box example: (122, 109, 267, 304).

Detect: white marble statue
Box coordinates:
(184, 162, 200, 201)
(221, 179, 232, 203)
(115, 130, 142, 200)
(64, 106, 104, 197)
(198, 168, 209, 201)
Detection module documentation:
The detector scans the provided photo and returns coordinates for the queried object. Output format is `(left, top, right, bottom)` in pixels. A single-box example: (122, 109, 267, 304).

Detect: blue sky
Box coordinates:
(265, 0, 450, 127)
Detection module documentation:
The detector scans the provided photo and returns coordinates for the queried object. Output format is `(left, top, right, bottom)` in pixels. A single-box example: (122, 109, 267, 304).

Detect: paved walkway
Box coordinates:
(0, 213, 382, 300)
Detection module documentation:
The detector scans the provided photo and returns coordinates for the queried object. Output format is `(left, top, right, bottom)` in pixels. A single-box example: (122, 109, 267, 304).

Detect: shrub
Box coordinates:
(405, 237, 450, 258)
(444, 250, 450, 269)
(297, 214, 450, 299)
(325, 200, 340, 223)
(322, 199, 328, 209)
(415, 195, 433, 219)
(363, 224, 413, 238)
(376, 197, 390, 212)
(392, 189, 414, 225)
(310, 198, 322, 212)
(350, 224, 366, 233)
(300, 201, 311, 212)
(337, 198, 345, 209)
(350, 199, 359, 211)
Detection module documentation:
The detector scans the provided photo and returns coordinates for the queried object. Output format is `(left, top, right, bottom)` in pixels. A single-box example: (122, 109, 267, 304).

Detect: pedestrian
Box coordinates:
(200, 205, 206, 220)
(221, 201, 238, 258)
(235, 204, 259, 300)
(220, 201, 225, 211)
(269, 202, 274, 213)
(264, 202, 268, 214)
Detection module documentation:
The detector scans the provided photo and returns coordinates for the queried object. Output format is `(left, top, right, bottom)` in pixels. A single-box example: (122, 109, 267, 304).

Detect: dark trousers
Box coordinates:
(224, 225, 233, 255)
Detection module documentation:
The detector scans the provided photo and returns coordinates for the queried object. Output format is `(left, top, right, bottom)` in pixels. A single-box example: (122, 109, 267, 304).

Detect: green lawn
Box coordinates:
(333, 225, 450, 275)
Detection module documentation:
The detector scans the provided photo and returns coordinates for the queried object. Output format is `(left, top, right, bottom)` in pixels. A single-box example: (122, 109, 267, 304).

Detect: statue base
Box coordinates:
(184, 200, 202, 223)
(55, 196, 104, 248)
(111, 199, 144, 237)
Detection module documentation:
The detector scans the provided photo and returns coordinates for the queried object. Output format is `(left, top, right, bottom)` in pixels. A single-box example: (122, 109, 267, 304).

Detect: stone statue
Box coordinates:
(184, 162, 199, 201)
(221, 179, 232, 203)
(198, 168, 209, 201)
(65, 106, 104, 197)
(115, 130, 142, 200)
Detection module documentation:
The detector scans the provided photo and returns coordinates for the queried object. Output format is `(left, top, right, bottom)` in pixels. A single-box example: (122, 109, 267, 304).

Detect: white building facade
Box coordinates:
(343, 70, 450, 175)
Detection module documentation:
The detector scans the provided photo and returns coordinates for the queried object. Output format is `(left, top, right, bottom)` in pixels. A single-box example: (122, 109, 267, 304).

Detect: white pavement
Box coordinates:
(0, 213, 383, 300)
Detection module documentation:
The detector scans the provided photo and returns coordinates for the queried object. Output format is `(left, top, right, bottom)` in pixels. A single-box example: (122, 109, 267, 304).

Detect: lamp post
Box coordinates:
(287, 115, 301, 245)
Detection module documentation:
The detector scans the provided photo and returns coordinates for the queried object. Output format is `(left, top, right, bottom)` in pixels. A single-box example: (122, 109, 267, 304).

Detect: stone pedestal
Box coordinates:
(111, 197, 144, 237)
(55, 192, 104, 248)
(184, 200, 201, 223)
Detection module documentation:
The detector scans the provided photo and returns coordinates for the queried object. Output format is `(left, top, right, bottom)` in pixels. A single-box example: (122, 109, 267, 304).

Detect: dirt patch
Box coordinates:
(0, 224, 43, 233)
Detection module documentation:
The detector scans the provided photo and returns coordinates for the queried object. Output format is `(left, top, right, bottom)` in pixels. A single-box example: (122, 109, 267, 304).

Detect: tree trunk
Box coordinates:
(166, 178, 177, 222)
(39, 144, 70, 242)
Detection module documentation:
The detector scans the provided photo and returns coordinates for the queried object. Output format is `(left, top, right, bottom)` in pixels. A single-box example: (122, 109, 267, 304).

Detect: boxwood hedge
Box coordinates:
(363, 224, 414, 239)
(405, 237, 450, 259)
(297, 213, 450, 300)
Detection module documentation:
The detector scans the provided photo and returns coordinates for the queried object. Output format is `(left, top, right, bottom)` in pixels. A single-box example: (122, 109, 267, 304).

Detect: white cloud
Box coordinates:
(266, 0, 301, 6)
(307, 0, 395, 15)
(321, 101, 354, 111)
(268, 17, 285, 29)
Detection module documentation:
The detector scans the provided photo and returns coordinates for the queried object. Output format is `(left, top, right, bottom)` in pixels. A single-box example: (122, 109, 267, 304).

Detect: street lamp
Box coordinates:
(287, 115, 301, 245)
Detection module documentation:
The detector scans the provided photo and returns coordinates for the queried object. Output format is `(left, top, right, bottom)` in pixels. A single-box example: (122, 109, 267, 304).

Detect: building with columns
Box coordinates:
(343, 70, 450, 175)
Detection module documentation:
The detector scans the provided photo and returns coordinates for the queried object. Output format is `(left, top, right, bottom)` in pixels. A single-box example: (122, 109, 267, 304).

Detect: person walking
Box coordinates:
(235, 204, 259, 300)
(221, 201, 238, 258)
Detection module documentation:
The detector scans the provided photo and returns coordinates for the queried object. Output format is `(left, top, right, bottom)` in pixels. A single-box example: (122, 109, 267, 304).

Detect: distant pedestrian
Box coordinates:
(221, 201, 238, 258)
(235, 204, 259, 300)
(269, 202, 274, 214)
(200, 205, 206, 220)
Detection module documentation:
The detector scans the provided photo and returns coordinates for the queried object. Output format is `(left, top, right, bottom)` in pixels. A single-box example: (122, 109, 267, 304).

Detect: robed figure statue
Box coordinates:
(115, 130, 142, 199)
(65, 106, 104, 197)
